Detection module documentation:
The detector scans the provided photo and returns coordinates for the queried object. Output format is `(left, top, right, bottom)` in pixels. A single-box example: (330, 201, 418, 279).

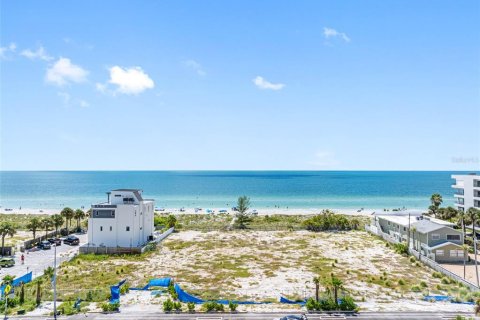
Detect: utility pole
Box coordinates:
(53, 243, 57, 319)
(474, 238, 479, 287)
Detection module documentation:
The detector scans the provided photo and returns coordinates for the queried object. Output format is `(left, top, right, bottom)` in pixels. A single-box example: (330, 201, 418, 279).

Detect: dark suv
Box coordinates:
(63, 235, 80, 245)
(38, 241, 51, 250)
(48, 238, 62, 246)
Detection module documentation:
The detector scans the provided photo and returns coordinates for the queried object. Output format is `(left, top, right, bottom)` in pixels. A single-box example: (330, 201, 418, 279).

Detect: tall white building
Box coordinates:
(452, 174, 480, 212)
(87, 189, 154, 248)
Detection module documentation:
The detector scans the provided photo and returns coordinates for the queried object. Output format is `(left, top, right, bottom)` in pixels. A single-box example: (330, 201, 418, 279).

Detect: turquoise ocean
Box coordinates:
(0, 171, 476, 210)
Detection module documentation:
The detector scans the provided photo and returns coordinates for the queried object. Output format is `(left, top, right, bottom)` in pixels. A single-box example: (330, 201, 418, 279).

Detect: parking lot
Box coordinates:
(0, 233, 87, 280)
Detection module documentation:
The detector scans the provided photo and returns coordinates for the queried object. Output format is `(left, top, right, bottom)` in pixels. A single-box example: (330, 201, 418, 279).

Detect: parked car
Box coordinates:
(48, 238, 62, 245)
(64, 235, 80, 245)
(37, 241, 51, 250)
(0, 257, 15, 267)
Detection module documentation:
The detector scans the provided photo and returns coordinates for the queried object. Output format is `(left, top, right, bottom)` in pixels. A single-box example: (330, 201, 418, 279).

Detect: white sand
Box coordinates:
(0, 207, 381, 216)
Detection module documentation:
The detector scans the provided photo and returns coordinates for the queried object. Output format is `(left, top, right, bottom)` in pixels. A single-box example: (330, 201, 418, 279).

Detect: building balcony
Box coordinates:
(452, 184, 464, 189)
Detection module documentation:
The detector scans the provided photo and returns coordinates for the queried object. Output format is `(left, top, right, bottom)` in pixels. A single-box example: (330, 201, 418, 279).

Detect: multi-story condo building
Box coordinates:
(452, 173, 480, 212)
(87, 189, 154, 248)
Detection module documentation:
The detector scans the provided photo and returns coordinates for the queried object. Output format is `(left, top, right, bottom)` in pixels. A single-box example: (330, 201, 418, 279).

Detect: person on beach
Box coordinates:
(21, 254, 25, 265)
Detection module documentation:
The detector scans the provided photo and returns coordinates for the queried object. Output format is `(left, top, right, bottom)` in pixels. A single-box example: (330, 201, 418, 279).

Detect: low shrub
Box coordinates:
(398, 279, 405, 285)
(393, 243, 409, 255)
(173, 301, 182, 312)
(101, 302, 119, 312)
(420, 281, 427, 288)
(339, 296, 357, 311)
(201, 301, 224, 312)
(411, 285, 421, 292)
(432, 271, 443, 278)
(228, 301, 238, 312)
(163, 298, 174, 312)
(187, 302, 195, 313)
(441, 277, 451, 285)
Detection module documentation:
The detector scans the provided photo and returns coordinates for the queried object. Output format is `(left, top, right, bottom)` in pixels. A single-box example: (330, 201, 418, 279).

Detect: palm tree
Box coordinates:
(51, 214, 64, 237)
(462, 244, 469, 279)
(26, 217, 41, 240)
(468, 208, 480, 239)
(429, 193, 443, 217)
(313, 276, 321, 302)
(74, 209, 86, 231)
(0, 222, 16, 256)
(61, 207, 74, 233)
(41, 217, 53, 237)
(328, 275, 344, 306)
(430, 193, 443, 207)
(458, 209, 467, 236)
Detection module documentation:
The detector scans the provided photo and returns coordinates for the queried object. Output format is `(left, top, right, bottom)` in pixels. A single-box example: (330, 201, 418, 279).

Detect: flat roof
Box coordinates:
(376, 215, 417, 227)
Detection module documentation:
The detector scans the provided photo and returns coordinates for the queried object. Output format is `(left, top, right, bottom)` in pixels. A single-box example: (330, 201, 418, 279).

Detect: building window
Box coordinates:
(450, 250, 463, 257)
(100, 226, 103, 231)
(436, 250, 444, 256)
(447, 235, 461, 241)
(110, 226, 112, 231)
(432, 234, 440, 240)
(111, 211, 115, 216)
(126, 226, 130, 231)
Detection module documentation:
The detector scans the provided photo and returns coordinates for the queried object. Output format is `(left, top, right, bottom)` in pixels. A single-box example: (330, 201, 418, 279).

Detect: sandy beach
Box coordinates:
(0, 207, 381, 216)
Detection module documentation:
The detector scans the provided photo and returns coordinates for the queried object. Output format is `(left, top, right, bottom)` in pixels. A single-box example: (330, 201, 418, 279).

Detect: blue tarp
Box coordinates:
(148, 278, 171, 287)
(423, 295, 451, 302)
(0, 272, 32, 297)
(109, 279, 127, 304)
(424, 295, 476, 305)
(130, 278, 172, 291)
(279, 296, 305, 305)
(174, 284, 265, 305)
(174, 284, 204, 303)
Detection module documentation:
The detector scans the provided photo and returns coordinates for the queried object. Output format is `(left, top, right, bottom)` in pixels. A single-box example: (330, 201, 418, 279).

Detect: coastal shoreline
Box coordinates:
(0, 206, 422, 216)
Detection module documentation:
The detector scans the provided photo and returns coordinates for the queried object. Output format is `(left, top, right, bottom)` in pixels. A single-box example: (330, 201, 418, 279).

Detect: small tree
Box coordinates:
(36, 279, 42, 305)
(428, 193, 443, 217)
(41, 217, 53, 237)
(74, 209, 86, 231)
(51, 214, 64, 237)
(26, 217, 41, 240)
(234, 196, 252, 229)
(61, 207, 75, 233)
(313, 276, 321, 302)
(19, 282, 25, 305)
(0, 222, 16, 256)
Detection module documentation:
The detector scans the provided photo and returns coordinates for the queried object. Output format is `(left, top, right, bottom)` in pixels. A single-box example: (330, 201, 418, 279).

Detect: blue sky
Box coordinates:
(1, 0, 479, 170)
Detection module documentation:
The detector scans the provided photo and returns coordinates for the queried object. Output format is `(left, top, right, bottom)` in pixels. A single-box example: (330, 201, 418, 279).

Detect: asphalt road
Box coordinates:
(9, 311, 471, 320)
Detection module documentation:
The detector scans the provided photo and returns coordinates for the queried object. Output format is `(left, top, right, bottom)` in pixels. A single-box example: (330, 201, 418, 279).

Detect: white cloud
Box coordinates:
(106, 66, 155, 95)
(79, 100, 90, 108)
(323, 27, 350, 42)
(46, 58, 88, 86)
(95, 83, 107, 93)
(0, 42, 17, 59)
(253, 76, 285, 91)
(309, 151, 339, 168)
(21, 46, 53, 61)
(57, 92, 71, 104)
(183, 59, 206, 76)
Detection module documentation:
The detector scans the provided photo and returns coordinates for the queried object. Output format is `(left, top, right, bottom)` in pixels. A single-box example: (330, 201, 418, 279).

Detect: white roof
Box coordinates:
(376, 215, 417, 227)
(425, 217, 456, 227)
(372, 209, 425, 217)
